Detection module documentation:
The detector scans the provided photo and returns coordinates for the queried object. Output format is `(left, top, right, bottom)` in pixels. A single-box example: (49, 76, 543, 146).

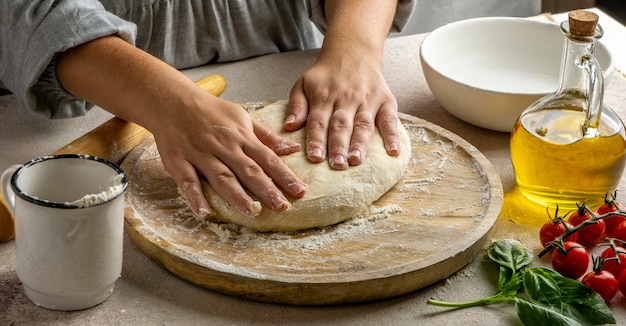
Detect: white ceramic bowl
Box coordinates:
(420, 17, 614, 132)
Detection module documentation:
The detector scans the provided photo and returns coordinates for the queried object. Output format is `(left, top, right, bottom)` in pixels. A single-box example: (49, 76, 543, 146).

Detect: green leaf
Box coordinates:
(488, 239, 533, 274)
(500, 272, 522, 297)
(525, 268, 616, 325)
(515, 298, 582, 326)
(522, 268, 562, 308)
(497, 265, 513, 290)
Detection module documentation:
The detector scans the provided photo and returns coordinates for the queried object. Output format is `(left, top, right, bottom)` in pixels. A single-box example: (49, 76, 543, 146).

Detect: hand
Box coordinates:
(56, 36, 307, 218)
(284, 54, 401, 170)
(153, 95, 307, 217)
(283, 0, 401, 170)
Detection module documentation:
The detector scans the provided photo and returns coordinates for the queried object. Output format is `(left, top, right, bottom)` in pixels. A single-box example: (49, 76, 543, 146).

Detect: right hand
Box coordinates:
(56, 36, 307, 218)
(152, 95, 308, 217)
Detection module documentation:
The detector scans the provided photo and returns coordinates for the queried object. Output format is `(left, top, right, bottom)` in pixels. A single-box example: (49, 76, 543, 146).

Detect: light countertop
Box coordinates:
(2, 9, 626, 325)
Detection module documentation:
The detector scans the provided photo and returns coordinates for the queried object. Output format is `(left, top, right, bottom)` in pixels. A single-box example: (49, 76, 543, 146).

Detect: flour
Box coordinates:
(69, 173, 126, 208)
(131, 200, 406, 259)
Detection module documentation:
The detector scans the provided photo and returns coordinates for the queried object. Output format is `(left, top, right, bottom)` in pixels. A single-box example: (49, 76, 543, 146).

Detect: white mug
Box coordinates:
(1, 154, 127, 311)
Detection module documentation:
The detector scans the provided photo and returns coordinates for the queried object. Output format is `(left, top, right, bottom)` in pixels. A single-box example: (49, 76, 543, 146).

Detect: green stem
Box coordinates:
(427, 293, 516, 308)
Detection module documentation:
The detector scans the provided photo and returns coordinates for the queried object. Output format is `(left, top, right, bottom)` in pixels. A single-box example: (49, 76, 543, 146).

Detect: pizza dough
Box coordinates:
(202, 101, 412, 232)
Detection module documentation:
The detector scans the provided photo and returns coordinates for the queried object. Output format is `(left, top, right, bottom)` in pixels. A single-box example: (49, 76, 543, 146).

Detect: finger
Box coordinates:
(218, 148, 299, 212)
(253, 120, 301, 156)
(162, 158, 212, 217)
(242, 142, 308, 201)
(375, 99, 401, 156)
(304, 102, 333, 163)
(327, 107, 355, 170)
(199, 156, 265, 216)
(347, 109, 375, 166)
(284, 78, 309, 131)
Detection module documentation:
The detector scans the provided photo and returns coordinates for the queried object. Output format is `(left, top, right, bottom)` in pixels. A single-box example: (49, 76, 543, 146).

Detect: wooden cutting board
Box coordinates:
(122, 106, 503, 305)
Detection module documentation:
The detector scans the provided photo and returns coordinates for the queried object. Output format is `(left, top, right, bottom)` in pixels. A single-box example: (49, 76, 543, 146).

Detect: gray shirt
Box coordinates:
(0, 0, 414, 118)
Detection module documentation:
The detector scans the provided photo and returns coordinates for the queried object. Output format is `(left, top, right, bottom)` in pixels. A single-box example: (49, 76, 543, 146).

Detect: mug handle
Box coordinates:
(1, 164, 22, 216)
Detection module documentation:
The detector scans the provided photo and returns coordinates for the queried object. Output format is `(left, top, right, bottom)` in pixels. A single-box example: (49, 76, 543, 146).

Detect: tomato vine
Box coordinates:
(538, 203, 626, 258)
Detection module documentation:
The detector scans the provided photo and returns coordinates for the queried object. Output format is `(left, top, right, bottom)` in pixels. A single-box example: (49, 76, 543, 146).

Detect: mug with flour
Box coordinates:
(1, 154, 127, 311)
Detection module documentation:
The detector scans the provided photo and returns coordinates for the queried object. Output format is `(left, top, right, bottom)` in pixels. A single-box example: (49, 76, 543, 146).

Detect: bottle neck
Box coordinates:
(556, 37, 598, 93)
(556, 33, 604, 134)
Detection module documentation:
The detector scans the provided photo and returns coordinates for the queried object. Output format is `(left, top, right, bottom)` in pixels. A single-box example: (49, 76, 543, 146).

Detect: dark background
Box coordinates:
(597, 0, 626, 24)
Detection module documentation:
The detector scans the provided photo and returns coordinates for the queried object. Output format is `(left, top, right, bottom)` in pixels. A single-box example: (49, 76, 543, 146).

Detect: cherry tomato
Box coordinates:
(551, 241, 590, 280)
(618, 268, 626, 297)
(600, 246, 626, 277)
(539, 219, 578, 248)
(597, 196, 626, 237)
(612, 220, 626, 243)
(582, 269, 618, 302)
(568, 206, 605, 247)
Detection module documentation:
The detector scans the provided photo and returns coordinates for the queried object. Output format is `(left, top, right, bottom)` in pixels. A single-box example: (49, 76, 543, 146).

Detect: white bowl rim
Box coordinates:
(420, 16, 615, 96)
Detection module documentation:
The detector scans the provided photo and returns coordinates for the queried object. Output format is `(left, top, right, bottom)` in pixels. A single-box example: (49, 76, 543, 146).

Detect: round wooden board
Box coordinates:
(121, 109, 503, 305)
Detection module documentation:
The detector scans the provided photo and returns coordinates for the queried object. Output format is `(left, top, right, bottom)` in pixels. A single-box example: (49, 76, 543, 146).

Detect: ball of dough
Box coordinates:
(202, 101, 411, 232)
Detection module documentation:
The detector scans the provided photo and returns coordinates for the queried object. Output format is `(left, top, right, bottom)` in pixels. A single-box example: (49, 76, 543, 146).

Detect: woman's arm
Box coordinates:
(56, 35, 307, 217)
(285, 0, 400, 170)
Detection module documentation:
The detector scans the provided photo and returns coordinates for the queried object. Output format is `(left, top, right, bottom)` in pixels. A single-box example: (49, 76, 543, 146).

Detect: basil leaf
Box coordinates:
(526, 268, 616, 325)
(522, 268, 562, 308)
(499, 272, 522, 298)
(488, 239, 533, 274)
(515, 298, 582, 326)
(497, 266, 513, 290)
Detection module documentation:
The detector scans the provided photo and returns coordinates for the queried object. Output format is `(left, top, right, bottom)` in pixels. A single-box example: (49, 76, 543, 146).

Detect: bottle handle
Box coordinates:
(583, 55, 604, 135)
(1, 165, 22, 216)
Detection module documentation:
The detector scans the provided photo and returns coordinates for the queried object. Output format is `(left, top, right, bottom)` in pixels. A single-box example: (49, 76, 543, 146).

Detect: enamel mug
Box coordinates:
(1, 154, 127, 311)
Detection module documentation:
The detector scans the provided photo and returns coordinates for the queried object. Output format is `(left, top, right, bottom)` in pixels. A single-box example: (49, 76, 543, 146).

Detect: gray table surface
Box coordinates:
(3, 11, 626, 325)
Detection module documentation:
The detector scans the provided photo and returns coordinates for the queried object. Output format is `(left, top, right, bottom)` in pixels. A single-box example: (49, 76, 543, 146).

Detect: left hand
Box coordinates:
(283, 0, 401, 170)
(284, 53, 401, 170)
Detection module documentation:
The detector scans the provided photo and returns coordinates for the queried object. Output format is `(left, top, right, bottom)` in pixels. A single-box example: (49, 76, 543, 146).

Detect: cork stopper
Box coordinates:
(568, 10, 599, 37)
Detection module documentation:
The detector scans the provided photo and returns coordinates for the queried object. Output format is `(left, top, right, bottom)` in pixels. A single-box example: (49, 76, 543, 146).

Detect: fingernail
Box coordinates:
(284, 114, 296, 125)
(272, 194, 291, 212)
(275, 140, 301, 155)
(289, 180, 308, 197)
(246, 200, 262, 217)
(308, 147, 325, 162)
(388, 142, 400, 156)
(192, 200, 211, 217)
(181, 181, 211, 217)
(198, 206, 211, 218)
(330, 154, 348, 170)
(348, 149, 362, 163)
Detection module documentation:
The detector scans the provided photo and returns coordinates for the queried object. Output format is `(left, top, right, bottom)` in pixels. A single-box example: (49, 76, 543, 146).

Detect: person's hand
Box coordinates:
(152, 95, 308, 217)
(283, 0, 401, 170)
(284, 53, 401, 170)
(56, 36, 307, 218)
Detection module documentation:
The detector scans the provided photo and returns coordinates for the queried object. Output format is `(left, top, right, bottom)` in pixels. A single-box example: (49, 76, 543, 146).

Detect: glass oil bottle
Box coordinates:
(510, 10, 626, 209)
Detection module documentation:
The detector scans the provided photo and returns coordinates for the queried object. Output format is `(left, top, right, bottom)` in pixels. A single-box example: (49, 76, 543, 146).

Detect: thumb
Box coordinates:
(284, 78, 309, 132)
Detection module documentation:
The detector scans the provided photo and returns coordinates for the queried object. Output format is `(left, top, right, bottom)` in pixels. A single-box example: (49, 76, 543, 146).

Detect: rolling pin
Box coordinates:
(0, 74, 227, 242)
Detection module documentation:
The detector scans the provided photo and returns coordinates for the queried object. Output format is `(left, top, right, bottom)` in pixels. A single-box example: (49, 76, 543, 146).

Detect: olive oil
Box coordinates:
(510, 108, 626, 208)
(510, 11, 626, 208)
